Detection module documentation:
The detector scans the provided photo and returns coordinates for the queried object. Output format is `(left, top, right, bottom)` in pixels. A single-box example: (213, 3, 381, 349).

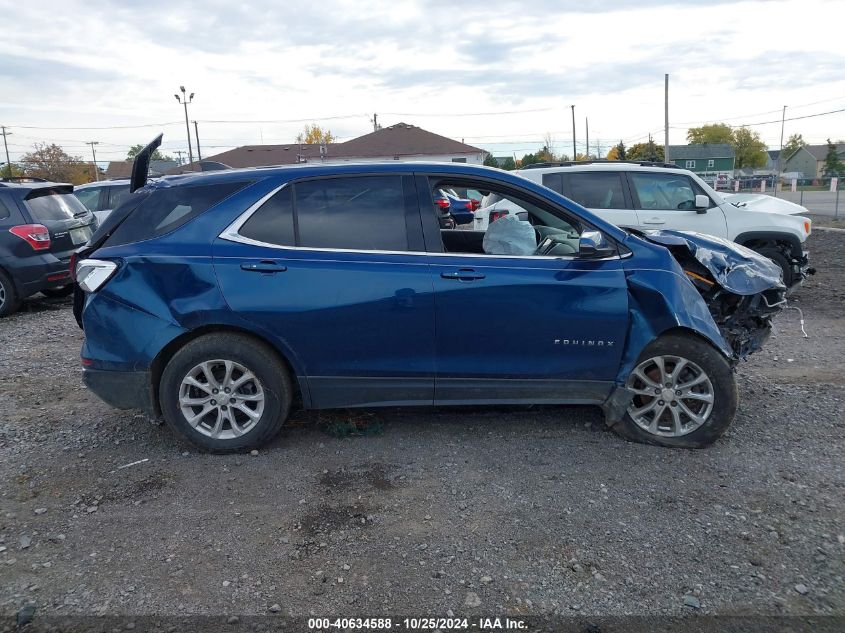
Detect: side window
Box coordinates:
(563, 172, 626, 209)
(239, 186, 294, 246)
(295, 176, 408, 251)
(541, 173, 564, 194)
(108, 185, 131, 209)
(630, 173, 697, 211)
(74, 187, 101, 212)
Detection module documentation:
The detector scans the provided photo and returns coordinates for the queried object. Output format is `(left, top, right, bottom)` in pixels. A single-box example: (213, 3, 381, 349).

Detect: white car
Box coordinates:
(475, 162, 813, 287)
(74, 180, 132, 226)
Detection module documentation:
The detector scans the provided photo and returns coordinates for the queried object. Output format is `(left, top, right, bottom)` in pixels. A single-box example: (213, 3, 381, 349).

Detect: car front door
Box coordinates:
(213, 174, 436, 408)
(420, 176, 629, 405)
(626, 171, 728, 237)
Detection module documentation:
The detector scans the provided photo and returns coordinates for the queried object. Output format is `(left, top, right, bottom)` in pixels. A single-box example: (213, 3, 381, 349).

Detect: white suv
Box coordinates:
(475, 161, 813, 287)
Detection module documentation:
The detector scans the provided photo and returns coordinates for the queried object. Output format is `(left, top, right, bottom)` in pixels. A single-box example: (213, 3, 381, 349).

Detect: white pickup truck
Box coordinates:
(475, 161, 814, 287)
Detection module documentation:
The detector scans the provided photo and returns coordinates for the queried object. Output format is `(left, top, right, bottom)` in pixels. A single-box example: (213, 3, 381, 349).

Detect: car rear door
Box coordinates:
(213, 174, 436, 409)
(626, 171, 728, 237)
(542, 170, 640, 229)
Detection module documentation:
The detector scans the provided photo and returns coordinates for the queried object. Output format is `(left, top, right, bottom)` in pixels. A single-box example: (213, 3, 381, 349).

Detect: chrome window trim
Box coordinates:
(218, 181, 624, 263)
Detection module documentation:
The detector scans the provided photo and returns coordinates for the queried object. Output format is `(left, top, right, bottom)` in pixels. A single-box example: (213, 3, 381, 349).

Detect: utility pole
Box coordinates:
(86, 141, 100, 181)
(174, 86, 194, 167)
(585, 118, 590, 160)
(776, 105, 787, 198)
(1, 126, 12, 178)
(193, 121, 202, 162)
(371, 113, 379, 132)
(571, 105, 576, 159)
(664, 74, 670, 164)
(174, 149, 185, 165)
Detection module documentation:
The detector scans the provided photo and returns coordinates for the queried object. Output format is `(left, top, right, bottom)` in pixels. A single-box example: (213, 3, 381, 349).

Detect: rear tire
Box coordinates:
(41, 284, 75, 299)
(159, 333, 292, 452)
(613, 333, 737, 448)
(0, 270, 21, 318)
(757, 247, 793, 288)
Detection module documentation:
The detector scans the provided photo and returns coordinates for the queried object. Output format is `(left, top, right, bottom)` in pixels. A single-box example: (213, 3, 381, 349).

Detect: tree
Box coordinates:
(1, 162, 23, 179)
(483, 153, 499, 167)
(686, 123, 733, 145)
(607, 141, 626, 160)
(519, 152, 539, 168)
(732, 127, 767, 169)
(822, 138, 845, 177)
(627, 140, 665, 162)
(20, 143, 96, 184)
(296, 124, 335, 144)
(126, 144, 173, 161)
(500, 157, 516, 171)
(782, 133, 807, 160)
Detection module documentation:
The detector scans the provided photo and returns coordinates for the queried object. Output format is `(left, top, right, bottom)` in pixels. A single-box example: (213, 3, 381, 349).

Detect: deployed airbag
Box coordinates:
(482, 215, 536, 256)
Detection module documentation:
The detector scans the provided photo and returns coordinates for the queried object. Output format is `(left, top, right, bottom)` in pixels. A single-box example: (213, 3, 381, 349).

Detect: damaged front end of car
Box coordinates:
(641, 230, 788, 359)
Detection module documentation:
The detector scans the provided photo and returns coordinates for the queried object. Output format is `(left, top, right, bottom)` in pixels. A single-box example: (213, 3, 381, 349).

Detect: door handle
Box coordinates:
(241, 260, 287, 273)
(441, 269, 486, 281)
(642, 217, 666, 225)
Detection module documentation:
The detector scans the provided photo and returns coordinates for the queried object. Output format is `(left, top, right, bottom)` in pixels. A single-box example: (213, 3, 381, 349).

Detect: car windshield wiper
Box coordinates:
(73, 211, 89, 218)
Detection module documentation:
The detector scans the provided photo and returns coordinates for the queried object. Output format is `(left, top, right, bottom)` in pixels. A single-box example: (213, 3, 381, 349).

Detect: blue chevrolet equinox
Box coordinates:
(74, 137, 786, 451)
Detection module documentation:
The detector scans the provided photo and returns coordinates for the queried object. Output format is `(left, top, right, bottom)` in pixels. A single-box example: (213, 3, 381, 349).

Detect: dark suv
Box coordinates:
(0, 181, 95, 316)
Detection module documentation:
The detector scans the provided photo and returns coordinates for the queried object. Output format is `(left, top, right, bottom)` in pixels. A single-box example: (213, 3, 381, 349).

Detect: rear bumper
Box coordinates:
(83, 367, 154, 414)
(8, 254, 72, 298)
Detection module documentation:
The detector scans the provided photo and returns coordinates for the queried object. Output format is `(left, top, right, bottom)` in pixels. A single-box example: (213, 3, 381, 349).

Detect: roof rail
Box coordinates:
(0, 176, 49, 183)
(521, 160, 677, 169)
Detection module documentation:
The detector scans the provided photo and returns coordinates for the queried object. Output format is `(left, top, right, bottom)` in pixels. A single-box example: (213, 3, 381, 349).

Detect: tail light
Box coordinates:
(69, 251, 79, 281)
(9, 224, 50, 251)
(75, 259, 118, 293)
(489, 210, 509, 223)
(435, 197, 450, 209)
(470, 199, 480, 211)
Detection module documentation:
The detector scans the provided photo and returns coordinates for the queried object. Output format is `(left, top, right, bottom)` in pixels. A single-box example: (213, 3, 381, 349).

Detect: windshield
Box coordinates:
(25, 191, 90, 222)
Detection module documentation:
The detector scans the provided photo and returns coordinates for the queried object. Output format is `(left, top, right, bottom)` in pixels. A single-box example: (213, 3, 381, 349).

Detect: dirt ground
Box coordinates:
(0, 232, 843, 623)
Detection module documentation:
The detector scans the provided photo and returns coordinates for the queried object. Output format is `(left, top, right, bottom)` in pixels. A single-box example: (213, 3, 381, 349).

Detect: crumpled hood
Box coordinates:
(641, 230, 786, 295)
(721, 193, 809, 216)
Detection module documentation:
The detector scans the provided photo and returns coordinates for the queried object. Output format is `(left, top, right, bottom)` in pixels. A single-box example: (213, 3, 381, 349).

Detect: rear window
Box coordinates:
(564, 172, 627, 210)
(75, 187, 102, 212)
(105, 181, 249, 246)
(25, 191, 89, 222)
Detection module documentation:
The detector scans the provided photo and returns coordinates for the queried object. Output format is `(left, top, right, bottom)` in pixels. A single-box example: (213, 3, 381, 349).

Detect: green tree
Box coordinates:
(483, 153, 499, 167)
(628, 140, 665, 162)
(607, 141, 626, 160)
(686, 123, 733, 145)
(500, 157, 516, 170)
(822, 138, 845, 177)
(732, 127, 767, 169)
(126, 144, 172, 161)
(296, 124, 335, 144)
(519, 152, 539, 167)
(782, 133, 807, 159)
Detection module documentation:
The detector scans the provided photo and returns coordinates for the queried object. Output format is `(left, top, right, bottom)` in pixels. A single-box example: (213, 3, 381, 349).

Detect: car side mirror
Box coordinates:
(578, 230, 615, 258)
(695, 194, 710, 214)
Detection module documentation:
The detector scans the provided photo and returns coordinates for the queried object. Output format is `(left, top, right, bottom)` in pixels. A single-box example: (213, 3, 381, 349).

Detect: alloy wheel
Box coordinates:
(625, 354, 714, 437)
(178, 359, 265, 440)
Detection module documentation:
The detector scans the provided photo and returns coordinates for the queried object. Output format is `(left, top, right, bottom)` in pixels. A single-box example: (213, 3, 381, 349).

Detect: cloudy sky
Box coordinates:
(1, 0, 843, 166)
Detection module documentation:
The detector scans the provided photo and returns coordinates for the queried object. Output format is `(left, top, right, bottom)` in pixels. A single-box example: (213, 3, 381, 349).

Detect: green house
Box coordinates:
(666, 144, 736, 178)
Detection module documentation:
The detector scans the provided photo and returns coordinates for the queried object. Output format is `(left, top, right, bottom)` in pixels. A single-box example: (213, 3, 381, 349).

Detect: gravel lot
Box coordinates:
(1, 232, 843, 623)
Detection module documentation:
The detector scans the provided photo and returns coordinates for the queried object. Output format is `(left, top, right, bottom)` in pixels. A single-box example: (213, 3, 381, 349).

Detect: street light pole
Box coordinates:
(174, 86, 194, 167)
(570, 105, 576, 159)
(86, 141, 100, 181)
(776, 105, 787, 198)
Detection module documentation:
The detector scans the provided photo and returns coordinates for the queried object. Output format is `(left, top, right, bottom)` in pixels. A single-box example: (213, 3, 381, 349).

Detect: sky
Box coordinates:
(1, 0, 844, 167)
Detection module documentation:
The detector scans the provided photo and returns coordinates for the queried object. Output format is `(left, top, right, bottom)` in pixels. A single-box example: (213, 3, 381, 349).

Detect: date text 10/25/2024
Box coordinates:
(308, 617, 528, 630)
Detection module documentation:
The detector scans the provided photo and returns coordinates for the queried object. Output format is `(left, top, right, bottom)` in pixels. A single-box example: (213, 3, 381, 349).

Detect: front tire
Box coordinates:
(159, 333, 292, 452)
(757, 247, 793, 288)
(613, 333, 737, 448)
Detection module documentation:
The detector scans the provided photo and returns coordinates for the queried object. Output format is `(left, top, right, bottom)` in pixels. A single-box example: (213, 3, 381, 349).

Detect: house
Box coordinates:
(105, 159, 179, 180)
(166, 123, 486, 173)
(666, 144, 736, 178)
(783, 143, 845, 179)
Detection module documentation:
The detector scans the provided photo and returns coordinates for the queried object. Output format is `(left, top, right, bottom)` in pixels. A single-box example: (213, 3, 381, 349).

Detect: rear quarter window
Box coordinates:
(0, 196, 11, 220)
(104, 181, 250, 246)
